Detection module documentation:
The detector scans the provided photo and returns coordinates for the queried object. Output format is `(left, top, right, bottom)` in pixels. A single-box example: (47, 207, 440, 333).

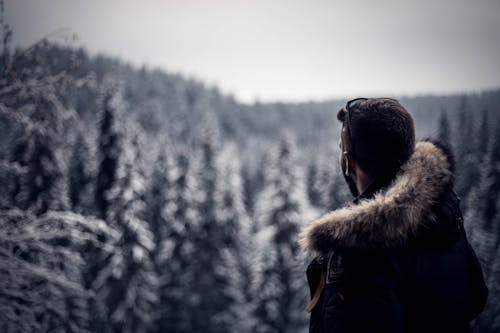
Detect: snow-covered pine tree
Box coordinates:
(476, 108, 490, 162)
(471, 199, 500, 332)
(189, 125, 236, 333)
(482, 117, 500, 226)
(215, 143, 252, 251)
(85, 87, 125, 332)
(462, 113, 499, 333)
(0, 43, 71, 214)
(144, 144, 172, 264)
(93, 127, 159, 333)
(143, 142, 174, 331)
(306, 160, 322, 208)
(241, 162, 258, 219)
(437, 107, 451, 147)
(95, 89, 122, 220)
(467, 116, 500, 232)
(69, 130, 94, 214)
(487, 247, 500, 331)
(253, 131, 311, 333)
(155, 149, 199, 333)
(454, 96, 478, 202)
(212, 142, 256, 332)
(485, 204, 500, 331)
(464, 170, 496, 289)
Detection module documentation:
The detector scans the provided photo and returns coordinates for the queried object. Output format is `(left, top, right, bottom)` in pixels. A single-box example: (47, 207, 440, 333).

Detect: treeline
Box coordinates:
(442, 99, 500, 331)
(0, 36, 327, 332)
(1, 23, 500, 333)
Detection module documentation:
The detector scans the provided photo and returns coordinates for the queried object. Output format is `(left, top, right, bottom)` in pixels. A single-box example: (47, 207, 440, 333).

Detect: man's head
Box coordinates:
(337, 98, 415, 197)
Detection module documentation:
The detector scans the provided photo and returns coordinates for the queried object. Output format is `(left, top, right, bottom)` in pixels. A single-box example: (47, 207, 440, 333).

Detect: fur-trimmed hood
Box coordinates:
(298, 140, 454, 255)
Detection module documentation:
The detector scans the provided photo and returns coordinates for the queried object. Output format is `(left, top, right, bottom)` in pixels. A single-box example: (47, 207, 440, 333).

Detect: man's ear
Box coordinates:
(343, 151, 353, 177)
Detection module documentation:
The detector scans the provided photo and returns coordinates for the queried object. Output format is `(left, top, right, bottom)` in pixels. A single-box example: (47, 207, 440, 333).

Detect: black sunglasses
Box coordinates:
(343, 97, 398, 156)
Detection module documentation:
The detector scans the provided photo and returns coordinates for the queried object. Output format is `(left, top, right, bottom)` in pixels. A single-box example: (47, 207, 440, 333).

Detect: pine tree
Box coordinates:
(464, 176, 496, 280)
(0, 44, 71, 214)
(483, 118, 500, 225)
(306, 161, 322, 207)
(212, 143, 256, 332)
(467, 117, 500, 231)
(93, 132, 159, 333)
(143, 145, 172, 332)
(472, 202, 500, 332)
(437, 108, 451, 146)
(454, 96, 478, 202)
(90, 89, 161, 333)
(189, 127, 236, 333)
(486, 244, 500, 331)
(144, 144, 172, 261)
(156, 150, 198, 333)
(241, 163, 257, 217)
(476, 108, 490, 161)
(95, 89, 122, 220)
(455, 96, 474, 159)
(69, 131, 93, 214)
(488, 204, 500, 331)
(464, 115, 500, 332)
(83, 87, 125, 332)
(253, 132, 310, 333)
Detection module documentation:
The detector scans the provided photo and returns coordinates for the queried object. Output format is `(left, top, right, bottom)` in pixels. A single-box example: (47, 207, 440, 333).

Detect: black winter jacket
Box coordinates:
(299, 140, 488, 333)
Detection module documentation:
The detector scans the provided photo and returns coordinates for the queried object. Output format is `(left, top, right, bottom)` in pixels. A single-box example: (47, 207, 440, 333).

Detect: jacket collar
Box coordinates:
(299, 140, 454, 255)
(352, 174, 395, 205)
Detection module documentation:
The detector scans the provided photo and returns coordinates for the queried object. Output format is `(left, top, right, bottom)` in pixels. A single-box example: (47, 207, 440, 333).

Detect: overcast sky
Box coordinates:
(6, 0, 500, 102)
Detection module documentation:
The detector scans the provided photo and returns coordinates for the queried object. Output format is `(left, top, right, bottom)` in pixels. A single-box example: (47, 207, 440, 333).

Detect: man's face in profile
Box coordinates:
(339, 127, 359, 198)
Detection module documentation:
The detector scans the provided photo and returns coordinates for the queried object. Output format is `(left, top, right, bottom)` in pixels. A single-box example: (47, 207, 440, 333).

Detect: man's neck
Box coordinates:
(355, 170, 374, 197)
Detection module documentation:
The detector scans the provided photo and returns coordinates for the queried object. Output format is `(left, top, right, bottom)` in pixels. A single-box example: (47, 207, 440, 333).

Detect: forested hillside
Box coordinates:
(1, 31, 499, 332)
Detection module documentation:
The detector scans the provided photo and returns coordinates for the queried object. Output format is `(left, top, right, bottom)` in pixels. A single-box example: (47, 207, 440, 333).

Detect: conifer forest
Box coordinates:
(1, 7, 500, 333)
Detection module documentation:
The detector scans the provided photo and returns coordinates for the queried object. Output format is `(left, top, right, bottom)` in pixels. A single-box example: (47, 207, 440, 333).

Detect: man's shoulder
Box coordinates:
(322, 248, 402, 285)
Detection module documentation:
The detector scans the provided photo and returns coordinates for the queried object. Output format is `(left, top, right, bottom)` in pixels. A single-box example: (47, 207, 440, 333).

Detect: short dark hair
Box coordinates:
(337, 98, 415, 179)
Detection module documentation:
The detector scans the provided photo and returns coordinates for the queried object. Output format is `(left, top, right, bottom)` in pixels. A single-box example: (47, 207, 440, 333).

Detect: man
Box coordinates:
(299, 98, 488, 333)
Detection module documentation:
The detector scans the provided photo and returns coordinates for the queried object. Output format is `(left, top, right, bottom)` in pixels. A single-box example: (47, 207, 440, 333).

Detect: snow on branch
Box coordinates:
(0, 209, 120, 332)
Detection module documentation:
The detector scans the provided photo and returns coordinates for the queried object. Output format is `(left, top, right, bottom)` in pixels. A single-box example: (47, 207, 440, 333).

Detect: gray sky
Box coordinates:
(6, 0, 500, 103)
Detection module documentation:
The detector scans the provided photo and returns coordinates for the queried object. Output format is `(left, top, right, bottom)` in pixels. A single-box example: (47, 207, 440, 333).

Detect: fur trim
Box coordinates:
(298, 140, 453, 255)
